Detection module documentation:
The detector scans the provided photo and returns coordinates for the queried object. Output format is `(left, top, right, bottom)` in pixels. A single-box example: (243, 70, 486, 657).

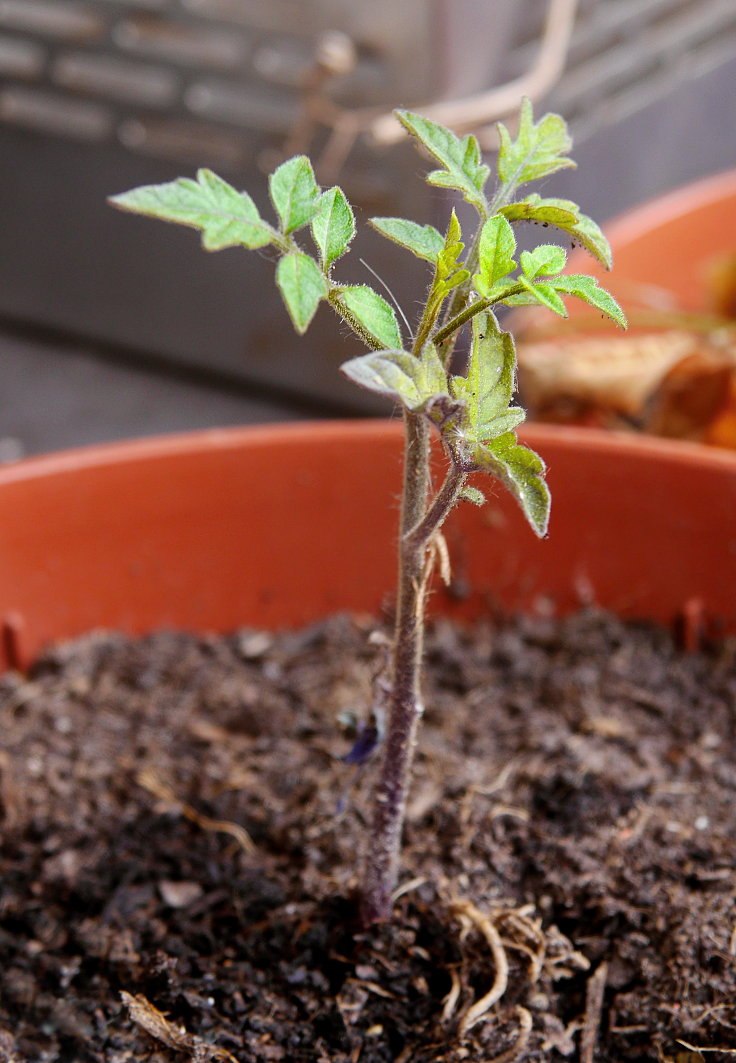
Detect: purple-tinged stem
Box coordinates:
(360, 416, 466, 925)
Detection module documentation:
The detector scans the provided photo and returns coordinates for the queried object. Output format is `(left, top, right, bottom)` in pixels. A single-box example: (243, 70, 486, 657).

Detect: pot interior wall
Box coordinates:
(0, 421, 733, 671)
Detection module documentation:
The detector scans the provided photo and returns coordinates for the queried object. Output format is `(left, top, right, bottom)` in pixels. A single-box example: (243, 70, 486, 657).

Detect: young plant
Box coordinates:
(110, 99, 625, 925)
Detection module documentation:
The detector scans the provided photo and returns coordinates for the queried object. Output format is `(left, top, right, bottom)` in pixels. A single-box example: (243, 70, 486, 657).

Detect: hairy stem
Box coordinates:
(360, 424, 466, 924)
(360, 410, 428, 924)
(405, 464, 467, 549)
(433, 297, 493, 347)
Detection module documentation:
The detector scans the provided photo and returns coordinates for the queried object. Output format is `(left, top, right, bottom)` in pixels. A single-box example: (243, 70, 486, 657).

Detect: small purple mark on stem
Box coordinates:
(342, 722, 381, 766)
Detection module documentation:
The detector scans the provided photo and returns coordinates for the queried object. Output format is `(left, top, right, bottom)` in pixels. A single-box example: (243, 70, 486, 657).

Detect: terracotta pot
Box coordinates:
(0, 420, 733, 673)
(593, 168, 736, 314)
(569, 167, 736, 318)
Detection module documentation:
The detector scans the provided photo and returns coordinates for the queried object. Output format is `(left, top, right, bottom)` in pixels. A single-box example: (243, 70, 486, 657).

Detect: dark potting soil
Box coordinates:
(0, 609, 734, 1063)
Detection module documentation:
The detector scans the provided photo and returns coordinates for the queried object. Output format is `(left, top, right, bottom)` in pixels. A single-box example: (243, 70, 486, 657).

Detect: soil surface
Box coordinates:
(0, 609, 734, 1062)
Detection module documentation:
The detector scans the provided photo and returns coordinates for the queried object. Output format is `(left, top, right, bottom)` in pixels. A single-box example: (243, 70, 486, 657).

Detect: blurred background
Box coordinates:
(0, 0, 733, 457)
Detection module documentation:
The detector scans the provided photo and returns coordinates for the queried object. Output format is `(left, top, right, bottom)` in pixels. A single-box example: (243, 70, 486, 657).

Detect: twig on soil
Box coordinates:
(677, 1040, 736, 1054)
(473, 760, 520, 797)
(488, 803, 530, 822)
(690, 1002, 736, 1027)
(121, 991, 238, 1061)
(580, 962, 608, 1063)
(136, 769, 256, 855)
(347, 977, 397, 1000)
(451, 899, 510, 1034)
(391, 876, 427, 903)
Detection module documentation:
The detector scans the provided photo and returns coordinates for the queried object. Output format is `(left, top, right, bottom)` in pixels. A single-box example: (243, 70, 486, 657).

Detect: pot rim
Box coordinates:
(1, 419, 735, 486)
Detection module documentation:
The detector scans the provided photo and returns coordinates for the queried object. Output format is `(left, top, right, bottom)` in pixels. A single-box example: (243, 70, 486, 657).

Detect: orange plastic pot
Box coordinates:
(569, 168, 736, 318)
(0, 421, 733, 673)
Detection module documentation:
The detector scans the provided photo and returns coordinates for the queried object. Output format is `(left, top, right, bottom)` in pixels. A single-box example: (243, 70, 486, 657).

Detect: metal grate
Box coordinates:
(0, 0, 441, 175)
(505, 0, 736, 141)
(0, 1, 732, 166)
(0, 1, 732, 180)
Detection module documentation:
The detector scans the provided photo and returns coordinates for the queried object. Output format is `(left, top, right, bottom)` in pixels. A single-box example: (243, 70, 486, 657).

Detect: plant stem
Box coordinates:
(433, 297, 492, 347)
(360, 421, 467, 925)
(360, 410, 428, 924)
(405, 464, 467, 549)
(434, 281, 526, 348)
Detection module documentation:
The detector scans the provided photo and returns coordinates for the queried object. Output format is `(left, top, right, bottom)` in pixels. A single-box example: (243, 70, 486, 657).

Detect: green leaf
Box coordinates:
(430, 210, 470, 300)
(501, 194, 612, 270)
(496, 292, 545, 308)
(370, 217, 445, 263)
(396, 109, 489, 211)
(415, 213, 471, 348)
(452, 313, 525, 444)
(426, 169, 486, 211)
(459, 485, 486, 506)
(275, 252, 328, 333)
(550, 274, 628, 328)
(520, 244, 567, 280)
(340, 345, 448, 412)
(518, 277, 569, 317)
(445, 209, 462, 247)
(109, 168, 275, 250)
(438, 266, 471, 294)
(269, 156, 321, 235)
(333, 285, 403, 349)
(474, 215, 517, 298)
(496, 98, 575, 191)
(500, 196, 578, 229)
(476, 434, 550, 537)
(310, 186, 355, 270)
(566, 211, 613, 270)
